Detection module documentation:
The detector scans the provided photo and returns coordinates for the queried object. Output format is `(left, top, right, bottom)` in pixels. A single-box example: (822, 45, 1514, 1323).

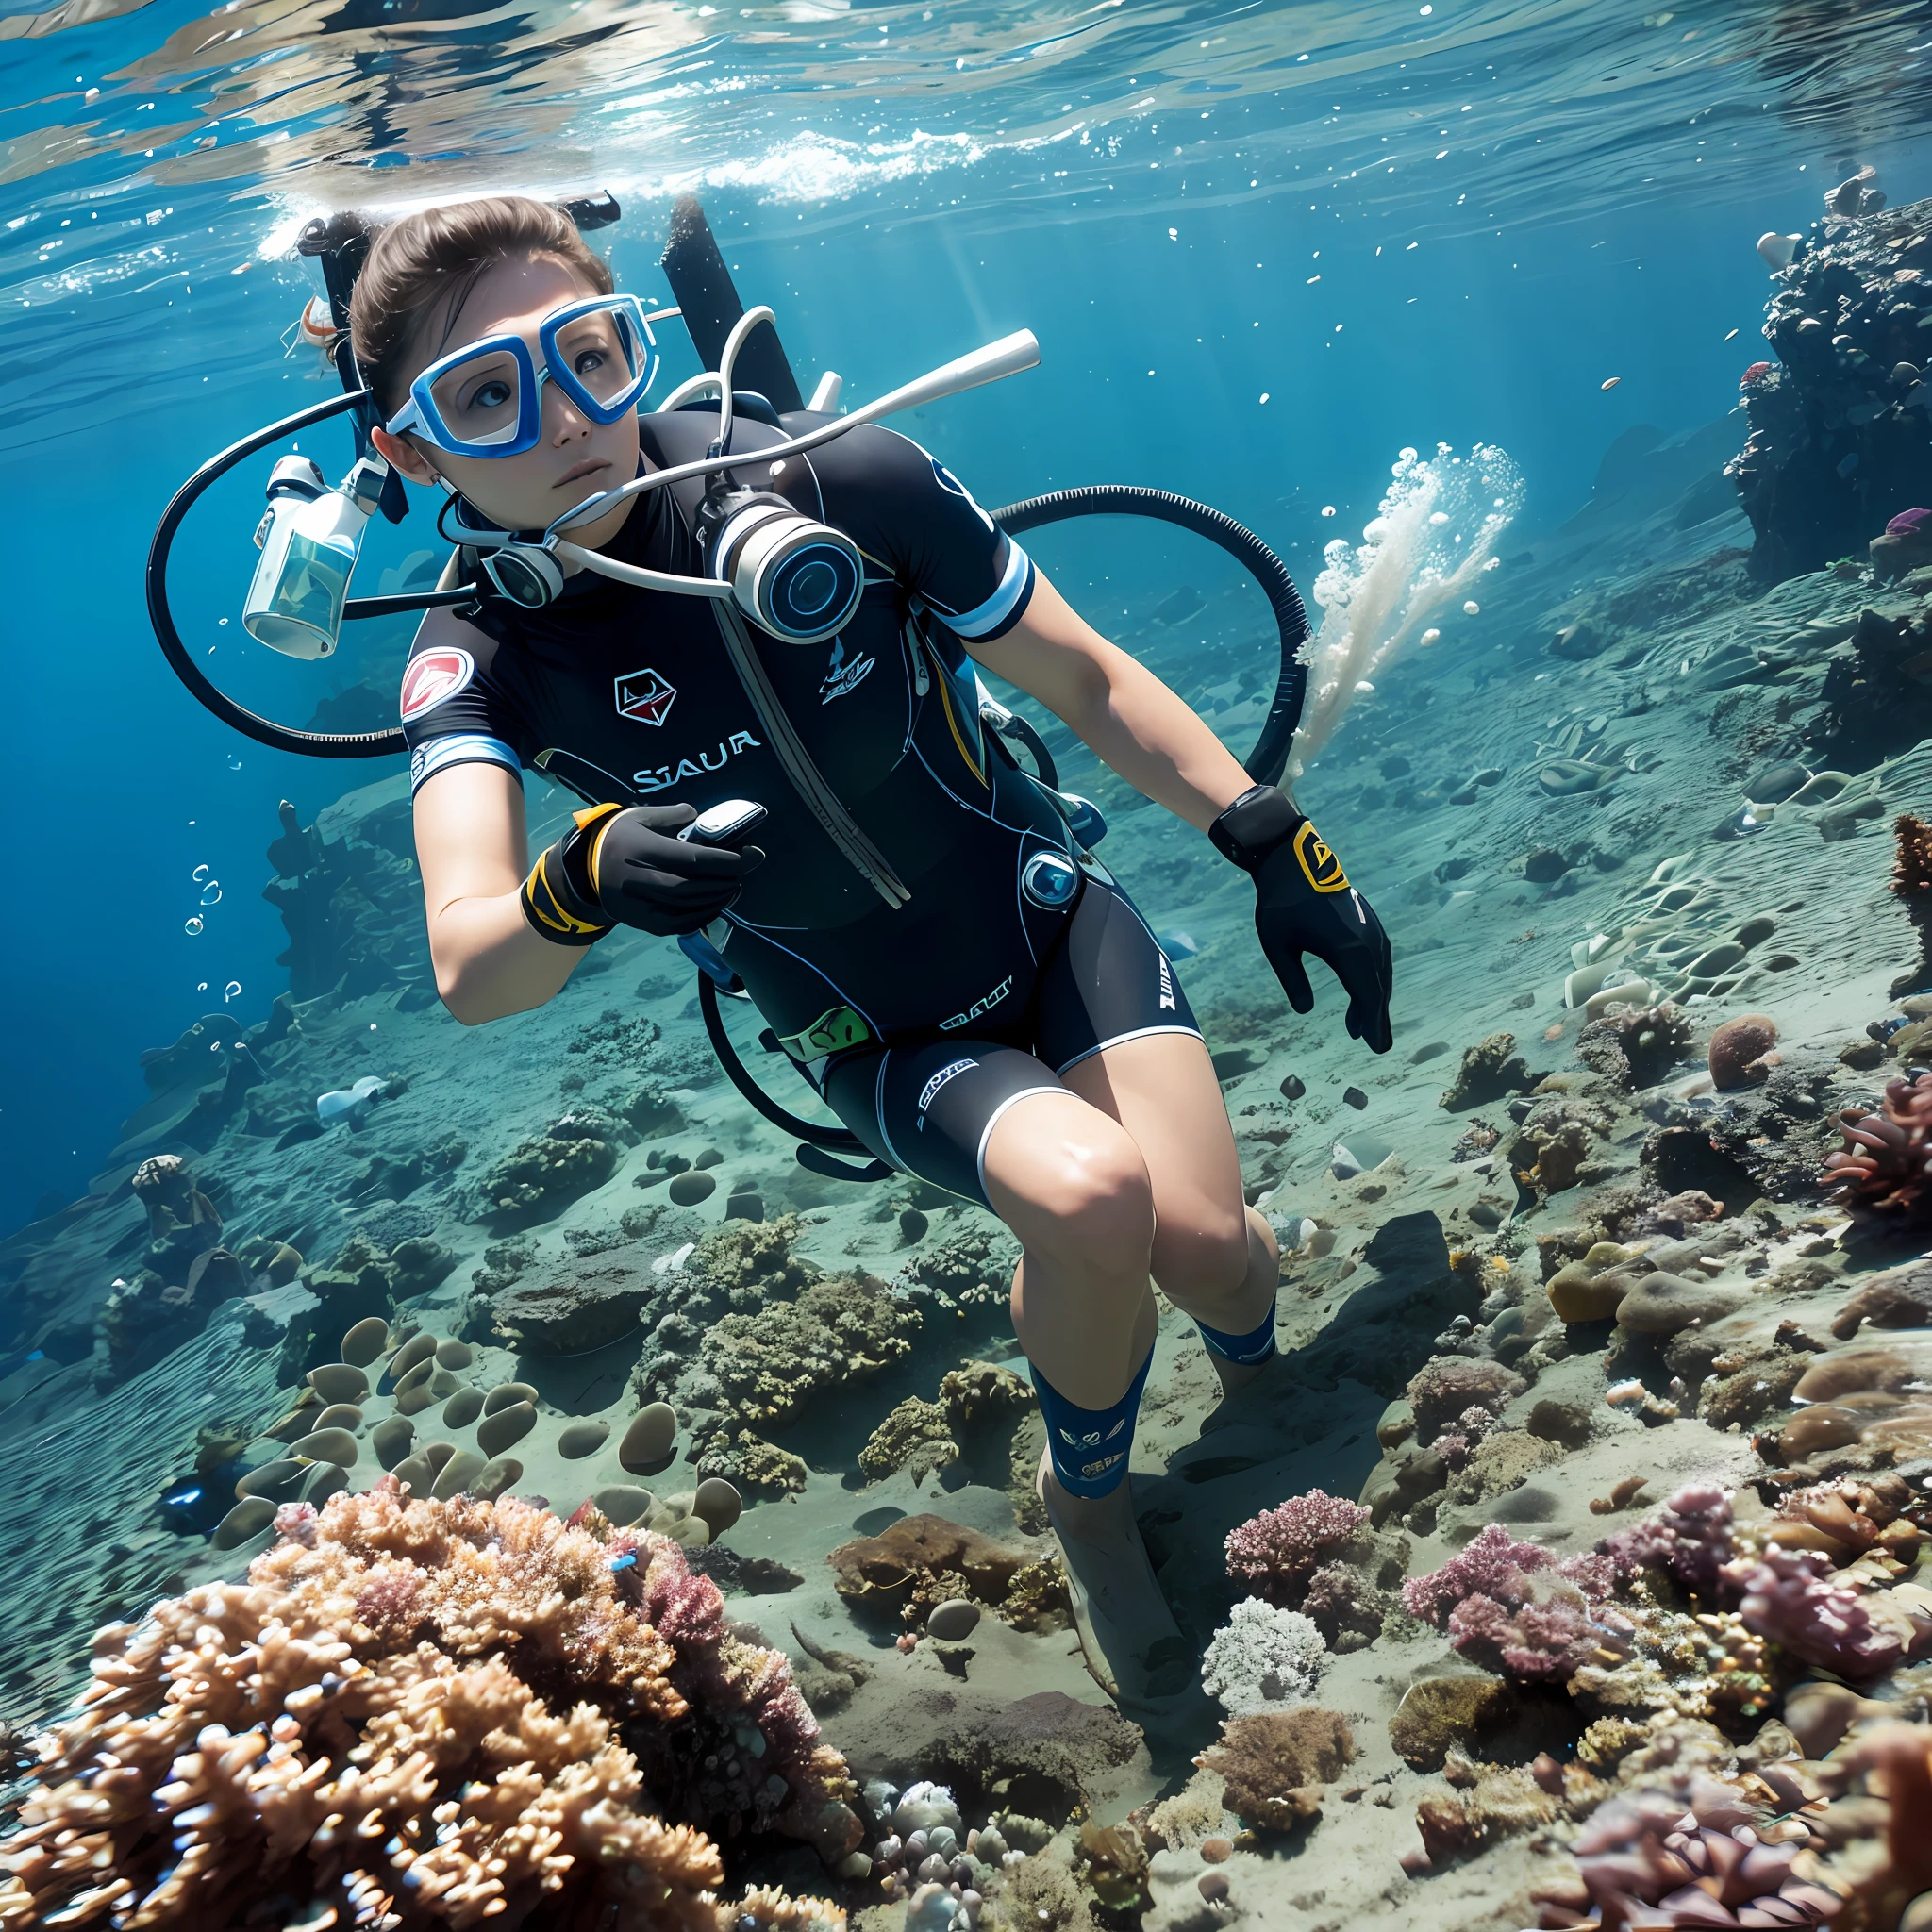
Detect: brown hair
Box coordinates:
(349, 195, 613, 413)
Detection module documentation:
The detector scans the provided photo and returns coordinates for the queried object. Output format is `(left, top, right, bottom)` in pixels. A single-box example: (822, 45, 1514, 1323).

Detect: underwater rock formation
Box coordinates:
(1725, 193, 1932, 582)
(1441, 1033, 1534, 1111)
(1890, 811, 1932, 997)
(1576, 1001, 1695, 1091)
(260, 793, 431, 1005)
(473, 1108, 626, 1229)
(827, 1514, 1066, 1634)
(0, 1480, 854, 1930)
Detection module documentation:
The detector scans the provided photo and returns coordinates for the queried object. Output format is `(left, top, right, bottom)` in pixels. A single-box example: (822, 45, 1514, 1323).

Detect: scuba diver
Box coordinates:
(189, 192, 1394, 1702)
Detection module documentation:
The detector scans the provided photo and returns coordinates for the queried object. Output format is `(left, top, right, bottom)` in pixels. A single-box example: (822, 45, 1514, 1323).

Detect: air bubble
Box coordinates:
(224, 981, 242, 1003)
(184, 916, 204, 937)
(1462, 600, 1481, 616)
(196, 982, 208, 991)
(226, 756, 242, 770)
(200, 881, 223, 906)
(192, 863, 210, 884)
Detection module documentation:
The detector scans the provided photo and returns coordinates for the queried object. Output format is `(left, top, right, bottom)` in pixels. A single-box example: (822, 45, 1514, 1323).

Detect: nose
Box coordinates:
(540, 371, 591, 442)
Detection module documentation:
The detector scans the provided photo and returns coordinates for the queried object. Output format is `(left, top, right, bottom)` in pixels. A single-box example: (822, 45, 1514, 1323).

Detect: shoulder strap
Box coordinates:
(708, 599, 910, 908)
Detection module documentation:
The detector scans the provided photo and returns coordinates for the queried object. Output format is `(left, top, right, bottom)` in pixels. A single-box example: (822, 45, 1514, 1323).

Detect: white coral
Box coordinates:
(1200, 1597, 1326, 1718)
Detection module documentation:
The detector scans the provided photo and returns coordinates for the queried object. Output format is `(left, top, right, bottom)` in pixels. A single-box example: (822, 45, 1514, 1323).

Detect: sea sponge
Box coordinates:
(1199, 1598, 1326, 1718)
(1826, 1073, 1932, 1224)
(1575, 1001, 1694, 1091)
(0, 1480, 855, 1930)
(1223, 1490, 1371, 1607)
(1193, 1708, 1355, 1833)
(1707, 1012, 1780, 1090)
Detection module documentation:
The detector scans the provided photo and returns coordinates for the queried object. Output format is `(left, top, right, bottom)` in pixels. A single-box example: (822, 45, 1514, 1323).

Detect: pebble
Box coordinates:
(388, 1331, 438, 1383)
(724, 1190, 764, 1222)
(307, 1363, 369, 1406)
(341, 1317, 391, 1367)
(370, 1416, 414, 1470)
(1279, 1074, 1306, 1100)
(476, 1402, 538, 1458)
(1200, 1838, 1233, 1863)
(482, 1381, 539, 1416)
(434, 1339, 474, 1370)
(926, 1598, 981, 1641)
(620, 1402, 679, 1473)
(1342, 1086, 1368, 1109)
(1612, 1271, 1747, 1338)
(594, 1484, 655, 1526)
(475, 1457, 523, 1501)
(213, 1497, 276, 1548)
(441, 1389, 484, 1430)
(430, 1451, 487, 1500)
(1199, 1873, 1231, 1903)
(289, 1427, 358, 1468)
(693, 1475, 743, 1534)
(668, 1170, 717, 1206)
(558, 1420, 610, 1460)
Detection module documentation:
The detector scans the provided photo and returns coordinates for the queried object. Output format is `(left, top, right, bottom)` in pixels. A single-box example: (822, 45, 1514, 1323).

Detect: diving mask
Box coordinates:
(385, 292, 661, 458)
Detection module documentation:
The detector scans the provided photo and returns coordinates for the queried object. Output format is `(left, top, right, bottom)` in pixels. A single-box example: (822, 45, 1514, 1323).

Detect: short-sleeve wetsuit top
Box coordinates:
(398, 408, 1097, 1041)
(401, 407, 1207, 1204)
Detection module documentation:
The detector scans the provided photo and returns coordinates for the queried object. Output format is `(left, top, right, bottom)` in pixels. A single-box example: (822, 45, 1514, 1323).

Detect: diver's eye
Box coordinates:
(574, 348, 608, 377)
(470, 378, 514, 413)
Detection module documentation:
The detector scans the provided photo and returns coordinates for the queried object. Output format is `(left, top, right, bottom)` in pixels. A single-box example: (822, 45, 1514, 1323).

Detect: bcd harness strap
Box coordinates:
(708, 595, 911, 909)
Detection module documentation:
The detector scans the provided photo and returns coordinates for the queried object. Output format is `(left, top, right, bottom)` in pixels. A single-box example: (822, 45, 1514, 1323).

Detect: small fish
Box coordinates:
(1600, 376, 1621, 391)
(0, 1348, 46, 1381)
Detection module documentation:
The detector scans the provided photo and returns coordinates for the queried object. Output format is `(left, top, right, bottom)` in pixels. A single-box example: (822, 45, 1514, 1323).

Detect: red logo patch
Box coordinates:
(614, 665, 676, 727)
(400, 647, 475, 723)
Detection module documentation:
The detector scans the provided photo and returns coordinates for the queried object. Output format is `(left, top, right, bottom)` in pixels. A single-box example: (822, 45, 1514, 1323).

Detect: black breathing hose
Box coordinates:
(991, 483, 1311, 787)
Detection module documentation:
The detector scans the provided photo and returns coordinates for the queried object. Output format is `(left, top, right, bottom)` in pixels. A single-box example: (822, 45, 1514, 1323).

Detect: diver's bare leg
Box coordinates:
(1063, 1032, 1280, 1394)
(980, 1092, 1184, 1695)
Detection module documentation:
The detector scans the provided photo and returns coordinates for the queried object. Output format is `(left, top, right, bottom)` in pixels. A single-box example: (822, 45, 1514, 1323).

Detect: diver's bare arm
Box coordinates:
(971, 569, 1255, 832)
(413, 761, 581, 1024)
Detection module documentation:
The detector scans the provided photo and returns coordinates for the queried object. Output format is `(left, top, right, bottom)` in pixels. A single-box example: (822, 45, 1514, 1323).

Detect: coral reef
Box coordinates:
(1724, 192, 1932, 583)
(697, 1274, 921, 1437)
(1192, 1708, 1356, 1833)
(1402, 1524, 1614, 1682)
(1407, 1357, 1524, 1442)
(1576, 1001, 1695, 1091)
(1825, 1072, 1932, 1224)
(827, 1515, 1066, 1634)
(1441, 1033, 1533, 1111)
(94, 1242, 253, 1388)
(1223, 1490, 1370, 1607)
(1199, 1598, 1326, 1718)
(473, 1110, 625, 1229)
(0, 1480, 854, 1930)
(1891, 811, 1932, 998)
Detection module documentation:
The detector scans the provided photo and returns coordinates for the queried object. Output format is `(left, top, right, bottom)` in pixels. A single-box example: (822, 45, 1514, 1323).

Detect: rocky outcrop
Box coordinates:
(1726, 191, 1932, 582)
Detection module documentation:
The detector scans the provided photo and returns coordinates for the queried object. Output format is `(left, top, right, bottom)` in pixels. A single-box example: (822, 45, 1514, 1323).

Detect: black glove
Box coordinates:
(1209, 784, 1393, 1053)
(522, 802, 764, 944)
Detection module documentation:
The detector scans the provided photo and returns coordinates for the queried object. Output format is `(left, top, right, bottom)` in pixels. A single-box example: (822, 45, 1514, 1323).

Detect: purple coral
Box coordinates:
(1601, 1484, 1738, 1603)
(1224, 1490, 1370, 1607)
(1403, 1524, 1613, 1683)
(1727, 1545, 1930, 1682)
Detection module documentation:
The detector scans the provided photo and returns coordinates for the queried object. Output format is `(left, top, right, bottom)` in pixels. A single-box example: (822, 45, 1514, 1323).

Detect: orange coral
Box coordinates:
(0, 1482, 850, 1931)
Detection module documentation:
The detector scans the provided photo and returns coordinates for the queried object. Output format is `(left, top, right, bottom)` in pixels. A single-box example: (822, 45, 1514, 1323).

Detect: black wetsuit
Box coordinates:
(401, 408, 1198, 1204)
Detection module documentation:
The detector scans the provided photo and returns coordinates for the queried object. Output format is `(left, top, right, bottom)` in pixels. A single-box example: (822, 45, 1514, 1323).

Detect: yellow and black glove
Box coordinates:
(1210, 783, 1393, 1053)
(521, 802, 763, 945)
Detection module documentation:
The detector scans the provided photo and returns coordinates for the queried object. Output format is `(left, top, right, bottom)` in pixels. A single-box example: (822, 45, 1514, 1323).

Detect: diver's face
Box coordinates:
(373, 250, 641, 539)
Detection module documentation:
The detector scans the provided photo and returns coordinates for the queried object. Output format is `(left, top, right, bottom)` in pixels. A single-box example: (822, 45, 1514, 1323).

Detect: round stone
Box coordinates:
(925, 1598, 981, 1641)
(476, 1402, 538, 1458)
(307, 1362, 368, 1405)
(558, 1420, 610, 1460)
(693, 1476, 742, 1535)
(668, 1170, 717, 1207)
(620, 1403, 678, 1473)
(341, 1317, 391, 1367)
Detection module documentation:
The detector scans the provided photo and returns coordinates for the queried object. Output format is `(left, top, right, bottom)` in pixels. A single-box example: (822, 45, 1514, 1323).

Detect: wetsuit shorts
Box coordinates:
(817, 874, 1201, 1208)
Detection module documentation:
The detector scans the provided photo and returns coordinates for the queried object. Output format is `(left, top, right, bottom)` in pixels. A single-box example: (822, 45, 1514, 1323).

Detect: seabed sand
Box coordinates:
(6, 414, 1932, 1929)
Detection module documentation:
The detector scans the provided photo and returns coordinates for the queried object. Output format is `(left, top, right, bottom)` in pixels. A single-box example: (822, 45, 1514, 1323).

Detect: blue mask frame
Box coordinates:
(386, 292, 659, 458)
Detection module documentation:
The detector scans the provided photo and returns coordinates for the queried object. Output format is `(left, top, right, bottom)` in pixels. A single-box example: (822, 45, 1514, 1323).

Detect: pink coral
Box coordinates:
(1540, 1781, 1842, 1930)
(1403, 1525, 1613, 1683)
(1224, 1491, 1370, 1607)
(1601, 1484, 1737, 1603)
(1726, 1545, 1932, 1682)
(1825, 1073, 1932, 1224)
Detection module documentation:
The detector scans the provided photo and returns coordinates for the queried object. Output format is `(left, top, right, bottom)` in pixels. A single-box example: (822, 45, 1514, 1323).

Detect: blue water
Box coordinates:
(3, 0, 1931, 1232)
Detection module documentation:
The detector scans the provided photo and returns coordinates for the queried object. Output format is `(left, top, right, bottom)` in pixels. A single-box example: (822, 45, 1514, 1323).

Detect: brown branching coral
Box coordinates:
(0, 1482, 852, 1931)
(1825, 1072, 1932, 1224)
(1890, 812, 1932, 997)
